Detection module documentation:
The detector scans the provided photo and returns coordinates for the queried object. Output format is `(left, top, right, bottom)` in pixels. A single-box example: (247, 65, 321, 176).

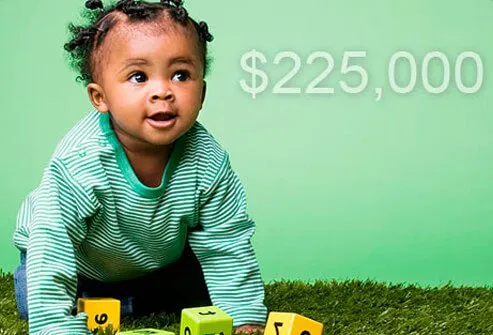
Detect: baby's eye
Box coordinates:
(129, 72, 147, 83)
(172, 70, 190, 82)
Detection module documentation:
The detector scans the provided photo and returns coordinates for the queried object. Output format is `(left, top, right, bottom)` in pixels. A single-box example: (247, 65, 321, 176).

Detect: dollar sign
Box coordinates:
(240, 49, 269, 99)
(95, 313, 108, 325)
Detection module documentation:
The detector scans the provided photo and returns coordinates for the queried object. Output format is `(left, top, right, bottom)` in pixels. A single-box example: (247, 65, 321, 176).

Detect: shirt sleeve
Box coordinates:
(188, 154, 267, 327)
(25, 158, 95, 335)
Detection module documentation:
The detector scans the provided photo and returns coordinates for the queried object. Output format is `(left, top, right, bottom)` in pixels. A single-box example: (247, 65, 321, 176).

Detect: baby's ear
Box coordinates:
(201, 80, 207, 105)
(87, 83, 109, 112)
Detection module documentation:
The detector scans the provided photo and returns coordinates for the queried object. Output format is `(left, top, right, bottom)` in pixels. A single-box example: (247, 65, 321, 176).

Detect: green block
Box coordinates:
(118, 329, 175, 335)
(180, 306, 233, 335)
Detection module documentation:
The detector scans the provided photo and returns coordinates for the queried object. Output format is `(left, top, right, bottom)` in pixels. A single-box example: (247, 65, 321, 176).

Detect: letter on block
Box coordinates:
(264, 312, 323, 335)
(118, 329, 175, 335)
(180, 306, 233, 335)
(77, 297, 121, 333)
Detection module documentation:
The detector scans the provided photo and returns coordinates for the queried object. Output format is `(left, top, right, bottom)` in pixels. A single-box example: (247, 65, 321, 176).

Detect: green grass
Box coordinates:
(2, 271, 493, 334)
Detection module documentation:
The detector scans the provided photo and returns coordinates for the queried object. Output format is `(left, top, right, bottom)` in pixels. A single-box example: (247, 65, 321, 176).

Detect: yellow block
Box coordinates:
(264, 312, 323, 335)
(77, 297, 121, 333)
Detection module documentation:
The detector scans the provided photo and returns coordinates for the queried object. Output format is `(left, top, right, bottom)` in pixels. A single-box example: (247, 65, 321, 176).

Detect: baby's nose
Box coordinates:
(152, 90, 173, 100)
(151, 81, 174, 100)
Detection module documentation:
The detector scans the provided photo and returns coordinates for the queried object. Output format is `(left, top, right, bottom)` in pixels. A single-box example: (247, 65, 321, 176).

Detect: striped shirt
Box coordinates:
(13, 111, 267, 335)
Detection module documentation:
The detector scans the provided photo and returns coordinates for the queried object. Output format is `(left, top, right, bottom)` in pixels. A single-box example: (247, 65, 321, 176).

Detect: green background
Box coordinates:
(1, 0, 492, 287)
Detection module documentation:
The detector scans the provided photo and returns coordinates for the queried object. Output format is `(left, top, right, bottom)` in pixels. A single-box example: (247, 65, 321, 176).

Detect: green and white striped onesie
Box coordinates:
(13, 111, 267, 335)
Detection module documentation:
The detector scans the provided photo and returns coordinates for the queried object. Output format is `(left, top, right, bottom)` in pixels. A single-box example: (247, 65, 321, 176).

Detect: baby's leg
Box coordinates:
(130, 240, 212, 316)
(13, 252, 28, 320)
(76, 275, 135, 317)
(76, 240, 211, 318)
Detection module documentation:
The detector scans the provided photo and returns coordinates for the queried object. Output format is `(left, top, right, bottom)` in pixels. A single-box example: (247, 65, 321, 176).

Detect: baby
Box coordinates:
(12, 0, 267, 334)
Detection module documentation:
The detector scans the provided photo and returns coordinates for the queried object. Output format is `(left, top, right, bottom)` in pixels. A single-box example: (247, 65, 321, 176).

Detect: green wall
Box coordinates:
(1, 0, 492, 287)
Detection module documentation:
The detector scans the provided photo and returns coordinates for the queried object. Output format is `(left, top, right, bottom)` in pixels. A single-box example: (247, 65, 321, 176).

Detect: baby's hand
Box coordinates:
(234, 324, 265, 334)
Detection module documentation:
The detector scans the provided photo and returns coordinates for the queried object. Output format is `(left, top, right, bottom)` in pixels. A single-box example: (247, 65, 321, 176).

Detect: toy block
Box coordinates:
(180, 306, 233, 335)
(264, 312, 323, 335)
(118, 329, 175, 334)
(77, 297, 121, 333)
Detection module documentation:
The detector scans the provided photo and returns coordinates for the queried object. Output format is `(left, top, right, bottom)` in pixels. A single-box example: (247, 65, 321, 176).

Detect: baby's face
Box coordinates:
(91, 19, 205, 151)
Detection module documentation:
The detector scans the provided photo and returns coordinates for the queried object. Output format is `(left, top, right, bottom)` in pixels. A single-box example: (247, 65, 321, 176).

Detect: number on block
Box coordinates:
(264, 312, 323, 335)
(180, 306, 233, 335)
(77, 297, 121, 333)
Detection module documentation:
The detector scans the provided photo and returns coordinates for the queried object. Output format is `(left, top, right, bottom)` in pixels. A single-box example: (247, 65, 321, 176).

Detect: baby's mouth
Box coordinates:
(146, 111, 178, 129)
(148, 112, 176, 121)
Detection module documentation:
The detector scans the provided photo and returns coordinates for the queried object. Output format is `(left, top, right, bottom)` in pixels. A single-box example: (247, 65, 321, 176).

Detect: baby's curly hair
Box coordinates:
(64, 0, 214, 85)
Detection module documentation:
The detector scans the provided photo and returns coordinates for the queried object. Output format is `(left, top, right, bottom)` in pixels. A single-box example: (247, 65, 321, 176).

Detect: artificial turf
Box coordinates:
(1, 272, 492, 334)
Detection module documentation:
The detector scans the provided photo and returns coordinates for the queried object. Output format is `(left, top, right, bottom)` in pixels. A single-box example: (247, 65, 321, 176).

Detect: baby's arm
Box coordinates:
(188, 153, 267, 328)
(25, 159, 93, 335)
